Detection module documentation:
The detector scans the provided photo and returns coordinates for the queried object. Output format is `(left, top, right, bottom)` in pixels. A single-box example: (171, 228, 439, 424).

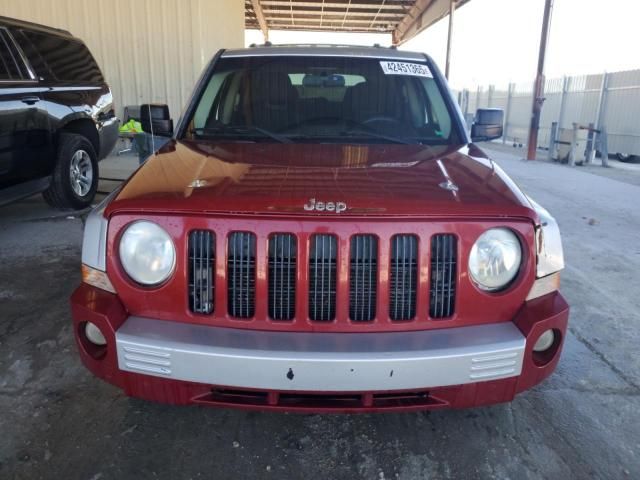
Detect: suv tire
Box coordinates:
(43, 132, 99, 209)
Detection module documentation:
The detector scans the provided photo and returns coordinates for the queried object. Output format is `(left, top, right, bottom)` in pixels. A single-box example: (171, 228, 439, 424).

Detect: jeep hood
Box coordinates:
(105, 140, 535, 219)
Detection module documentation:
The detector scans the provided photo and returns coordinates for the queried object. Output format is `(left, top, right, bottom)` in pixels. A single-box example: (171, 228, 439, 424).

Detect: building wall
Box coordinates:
(0, 0, 244, 119)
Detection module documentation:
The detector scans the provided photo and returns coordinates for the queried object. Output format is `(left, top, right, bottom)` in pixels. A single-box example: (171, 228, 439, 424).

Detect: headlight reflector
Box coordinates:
(119, 221, 175, 285)
(469, 228, 522, 291)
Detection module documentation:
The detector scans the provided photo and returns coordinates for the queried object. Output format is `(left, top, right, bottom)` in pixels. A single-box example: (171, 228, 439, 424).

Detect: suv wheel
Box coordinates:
(43, 132, 99, 209)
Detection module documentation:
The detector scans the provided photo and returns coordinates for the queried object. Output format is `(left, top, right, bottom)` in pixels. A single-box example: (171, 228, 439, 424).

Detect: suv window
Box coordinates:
(15, 30, 103, 82)
(0, 29, 29, 80)
(187, 55, 460, 145)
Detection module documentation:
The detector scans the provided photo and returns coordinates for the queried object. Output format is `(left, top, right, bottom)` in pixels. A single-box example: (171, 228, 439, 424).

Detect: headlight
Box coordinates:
(119, 221, 175, 285)
(528, 197, 564, 277)
(469, 228, 522, 291)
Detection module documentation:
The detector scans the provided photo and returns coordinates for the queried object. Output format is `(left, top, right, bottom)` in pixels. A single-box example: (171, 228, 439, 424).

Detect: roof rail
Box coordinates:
(0, 15, 72, 36)
(247, 43, 396, 49)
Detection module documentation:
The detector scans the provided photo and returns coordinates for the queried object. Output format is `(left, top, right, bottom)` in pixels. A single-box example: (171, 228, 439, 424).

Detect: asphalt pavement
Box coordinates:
(1, 146, 639, 480)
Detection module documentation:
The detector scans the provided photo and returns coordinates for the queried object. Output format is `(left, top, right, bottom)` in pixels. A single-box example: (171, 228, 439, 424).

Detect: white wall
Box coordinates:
(0, 0, 244, 118)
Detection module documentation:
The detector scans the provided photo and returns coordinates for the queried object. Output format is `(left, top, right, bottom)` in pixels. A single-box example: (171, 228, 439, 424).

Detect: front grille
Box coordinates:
(349, 235, 378, 321)
(227, 232, 256, 318)
(309, 234, 337, 321)
(185, 229, 459, 325)
(389, 235, 418, 321)
(188, 230, 215, 314)
(268, 234, 297, 320)
(429, 234, 457, 318)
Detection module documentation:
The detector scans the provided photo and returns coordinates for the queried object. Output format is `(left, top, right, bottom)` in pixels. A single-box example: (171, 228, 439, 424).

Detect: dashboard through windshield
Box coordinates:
(185, 55, 461, 145)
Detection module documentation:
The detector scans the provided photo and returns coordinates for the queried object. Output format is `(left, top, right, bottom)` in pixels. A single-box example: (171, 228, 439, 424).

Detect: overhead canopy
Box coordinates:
(244, 0, 471, 44)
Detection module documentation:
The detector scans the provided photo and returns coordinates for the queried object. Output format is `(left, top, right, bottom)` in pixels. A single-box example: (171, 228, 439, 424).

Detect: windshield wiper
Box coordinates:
(340, 128, 414, 145)
(192, 125, 293, 144)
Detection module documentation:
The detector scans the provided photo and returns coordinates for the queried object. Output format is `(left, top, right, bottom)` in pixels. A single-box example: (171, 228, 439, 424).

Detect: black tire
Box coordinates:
(617, 153, 640, 164)
(43, 132, 99, 209)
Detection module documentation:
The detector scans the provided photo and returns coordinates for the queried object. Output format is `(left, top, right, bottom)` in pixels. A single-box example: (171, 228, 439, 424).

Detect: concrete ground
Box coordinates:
(1, 146, 639, 480)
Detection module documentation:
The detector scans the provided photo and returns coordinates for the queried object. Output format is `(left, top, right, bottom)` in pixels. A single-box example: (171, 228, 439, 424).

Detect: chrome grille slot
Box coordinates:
(349, 235, 378, 321)
(430, 234, 457, 319)
(188, 230, 215, 315)
(268, 234, 297, 320)
(389, 235, 418, 321)
(227, 232, 256, 318)
(309, 234, 337, 321)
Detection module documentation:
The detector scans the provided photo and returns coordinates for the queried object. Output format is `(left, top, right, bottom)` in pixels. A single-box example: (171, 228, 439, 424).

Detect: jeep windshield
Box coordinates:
(185, 55, 461, 145)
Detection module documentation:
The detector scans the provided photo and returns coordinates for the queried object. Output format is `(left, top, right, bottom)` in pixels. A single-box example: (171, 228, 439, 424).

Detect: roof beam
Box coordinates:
(393, 0, 437, 44)
(444, 0, 455, 78)
(250, 0, 270, 41)
(262, 9, 405, 18)
(265, 24, 389, 32)
(265, 16, 398, 25)
(393, 0, 467, 45)
(260, 1, 411, 11)
(247, 0, 471, 38)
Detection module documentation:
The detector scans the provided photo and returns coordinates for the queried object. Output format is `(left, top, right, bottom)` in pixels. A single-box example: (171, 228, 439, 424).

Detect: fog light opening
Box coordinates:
(533, 329, 555, 353)
(532, 329, 561, 367)
(78, 322, 107, 360)
(85, 322, 107, 346)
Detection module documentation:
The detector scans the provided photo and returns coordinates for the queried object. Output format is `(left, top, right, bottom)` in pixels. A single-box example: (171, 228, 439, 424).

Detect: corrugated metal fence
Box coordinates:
(458, 69, 640, 156)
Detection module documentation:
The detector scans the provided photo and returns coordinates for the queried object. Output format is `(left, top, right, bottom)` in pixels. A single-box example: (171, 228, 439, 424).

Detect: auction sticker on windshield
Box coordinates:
(380, 61, 433, 78)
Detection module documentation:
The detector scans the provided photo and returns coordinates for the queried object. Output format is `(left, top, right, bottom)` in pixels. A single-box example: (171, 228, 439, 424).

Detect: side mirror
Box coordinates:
(470, 108, 504, 142)
(140, 104, 173, 137)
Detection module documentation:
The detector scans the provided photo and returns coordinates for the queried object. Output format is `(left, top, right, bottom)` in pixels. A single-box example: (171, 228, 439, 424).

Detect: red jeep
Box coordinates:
(71, 46, 568, 412)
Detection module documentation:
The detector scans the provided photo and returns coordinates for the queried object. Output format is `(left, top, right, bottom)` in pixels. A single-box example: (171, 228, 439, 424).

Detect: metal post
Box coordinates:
(594, 72, 609, 130)
(552, 76, 569, 160)
(526, 0, 554, 160)
(548, 122, 558, 160)
(557, 76, 569, 130)
(600, 127, 609, 167)
(585, 122, 595, 164)
(463, 90, 472, 129)
(590, 72, 609, 163)
(463, 89, 469, 117)
(503, 83, 514, 144)
(487, 85, 494, 107)
(445, 0, 456, 79)
(568, 123, 578, 166)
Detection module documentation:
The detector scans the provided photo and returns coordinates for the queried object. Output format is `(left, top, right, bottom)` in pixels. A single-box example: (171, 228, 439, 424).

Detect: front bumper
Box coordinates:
(71, 285, 569, 412)
(117, 317, 525, 391)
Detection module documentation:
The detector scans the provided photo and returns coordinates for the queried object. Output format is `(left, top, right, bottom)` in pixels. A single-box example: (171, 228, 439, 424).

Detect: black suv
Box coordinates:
(0, 16, 119, 209)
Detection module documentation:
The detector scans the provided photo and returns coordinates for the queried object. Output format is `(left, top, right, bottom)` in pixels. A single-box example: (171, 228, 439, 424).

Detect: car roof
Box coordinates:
(0, 15, 73, 39)
(222, 44, 427, 62)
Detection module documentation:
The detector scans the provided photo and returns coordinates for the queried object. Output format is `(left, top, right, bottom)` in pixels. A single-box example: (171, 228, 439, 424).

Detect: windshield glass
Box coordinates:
(185, 55, 460, 145)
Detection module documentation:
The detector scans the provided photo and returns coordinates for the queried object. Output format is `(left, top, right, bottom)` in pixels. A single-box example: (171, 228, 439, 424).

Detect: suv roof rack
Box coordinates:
(248, 43, 397, 49)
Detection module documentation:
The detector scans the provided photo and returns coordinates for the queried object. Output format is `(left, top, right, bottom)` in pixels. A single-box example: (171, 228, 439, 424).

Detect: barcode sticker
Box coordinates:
(380, 61, 433, 78)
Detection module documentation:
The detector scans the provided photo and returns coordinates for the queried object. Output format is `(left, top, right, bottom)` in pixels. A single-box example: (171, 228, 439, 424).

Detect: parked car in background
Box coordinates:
(72, 45, 568, 412)
(0, 16, 118, 209)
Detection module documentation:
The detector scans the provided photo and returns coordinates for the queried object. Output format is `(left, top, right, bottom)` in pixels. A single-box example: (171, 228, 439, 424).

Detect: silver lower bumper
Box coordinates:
(116, 317, 526, 392)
